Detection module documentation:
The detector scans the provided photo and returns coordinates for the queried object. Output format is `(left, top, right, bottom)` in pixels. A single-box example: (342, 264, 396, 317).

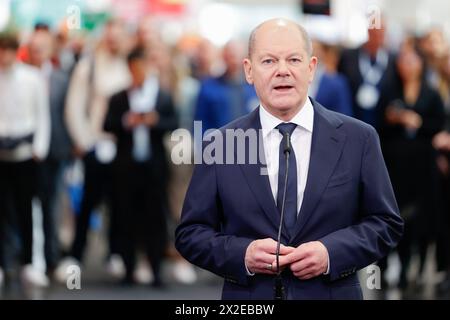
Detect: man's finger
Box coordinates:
(290, 258, 313, 273)
(296, 272, 315, 280)
(258, 238, 279, 252)
(255, 252, 277, 265)
(279, 245, 295, 255)
(274, 253, 295, 268)
(260, 239, 294, 255)
(255, 264, 278, 275)
(294, 265, 316, 278)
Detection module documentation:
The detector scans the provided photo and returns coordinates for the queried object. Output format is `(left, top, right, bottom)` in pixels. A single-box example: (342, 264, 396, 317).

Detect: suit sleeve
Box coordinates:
(103, 94, 125, 136)
(194, 81, 213, 134)
(319, 126, 404, 282)
(419, 90, 445, 138)
(154, 93, 178, 132)
(175, 155, 253, 286)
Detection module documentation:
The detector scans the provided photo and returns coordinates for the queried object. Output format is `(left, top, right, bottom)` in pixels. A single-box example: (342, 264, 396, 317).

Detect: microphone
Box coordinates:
(274, 131, 291, 300)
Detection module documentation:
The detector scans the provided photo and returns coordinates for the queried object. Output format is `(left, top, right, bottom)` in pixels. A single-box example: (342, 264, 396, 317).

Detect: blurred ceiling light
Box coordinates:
(0, 0, 11, 31)
(85, 0, 112, 13)
(415, 1, 432, 35)
(347, 13, 369, 47)
(304, 15, 342, 45)
(198, 3, 238, 47)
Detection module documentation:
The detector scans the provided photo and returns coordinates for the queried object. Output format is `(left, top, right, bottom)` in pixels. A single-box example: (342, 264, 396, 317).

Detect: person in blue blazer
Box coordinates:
(175, 18, 403, 300)
(194, 41, 257, 134)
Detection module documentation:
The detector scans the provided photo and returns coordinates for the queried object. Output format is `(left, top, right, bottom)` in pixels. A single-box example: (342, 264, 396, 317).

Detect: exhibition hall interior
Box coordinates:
(0, 0, 449, 300)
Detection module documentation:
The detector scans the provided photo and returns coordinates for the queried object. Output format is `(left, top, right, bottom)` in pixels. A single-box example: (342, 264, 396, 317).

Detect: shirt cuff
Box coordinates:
(245, 262, 255, 276)
(323, 248, 330, 275)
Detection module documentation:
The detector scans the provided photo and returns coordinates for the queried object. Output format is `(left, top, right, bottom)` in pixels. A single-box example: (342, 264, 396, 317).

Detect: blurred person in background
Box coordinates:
(418, 27, 449, 91)
(339, 17, 398, 285)
(432, 51, 450, 296)
(56, 18, 132, 281)
(54, 27, 87, 75)
(191, 38, 220, 80)
(164, 42, 202, 285)
(382, 41, 444, 291)
(308, 19, 353, 117)
(138, 17, 203, 284)
(104, 46, 178, 287)
(0, 32, 50, 288)
(339, 17, 397, 131)
(27, 29, 73, 278)
(172, 40, 201, 133)
(135, 16, 197, 284)
(194, 40, 258, 134)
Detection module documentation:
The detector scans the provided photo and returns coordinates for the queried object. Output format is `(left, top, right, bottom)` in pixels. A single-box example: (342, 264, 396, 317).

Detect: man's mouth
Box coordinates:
(273, 85, 294, 92)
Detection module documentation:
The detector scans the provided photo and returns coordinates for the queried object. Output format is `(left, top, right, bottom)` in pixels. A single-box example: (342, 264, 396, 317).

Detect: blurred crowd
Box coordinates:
(0, 14, 449, 298)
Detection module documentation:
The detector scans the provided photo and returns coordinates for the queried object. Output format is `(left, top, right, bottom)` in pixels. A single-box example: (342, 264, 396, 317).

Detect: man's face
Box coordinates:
(223, 41, 245, 75)
(243, 24, 317, 118)
(129, 58, 146, 87)
(28, 32, 53, 67)
(104, 23, 126, 55)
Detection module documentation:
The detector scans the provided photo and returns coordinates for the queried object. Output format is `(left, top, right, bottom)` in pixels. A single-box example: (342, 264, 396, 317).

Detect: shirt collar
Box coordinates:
(259, 97, 314, 138)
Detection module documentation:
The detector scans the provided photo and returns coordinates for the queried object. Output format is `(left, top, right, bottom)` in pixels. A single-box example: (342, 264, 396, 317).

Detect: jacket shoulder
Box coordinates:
(315, 100, 376, 138)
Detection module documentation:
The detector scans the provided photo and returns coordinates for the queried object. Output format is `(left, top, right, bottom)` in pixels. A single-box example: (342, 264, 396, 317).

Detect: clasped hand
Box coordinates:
(245, 238, 328, 280)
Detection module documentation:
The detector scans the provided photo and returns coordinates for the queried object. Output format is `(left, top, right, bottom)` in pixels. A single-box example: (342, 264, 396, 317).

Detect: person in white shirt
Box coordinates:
(0, 32, 50, 287)
(27, 29, 73, 278)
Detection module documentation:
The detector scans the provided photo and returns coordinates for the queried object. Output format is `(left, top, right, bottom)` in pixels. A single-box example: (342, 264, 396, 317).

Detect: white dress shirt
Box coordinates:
(246, 97, 330, 276)
(128, 75, 159, 161)
(128, 75, 159, 114)
(259, 97, 314, 214)
(0, 63, 50, 161)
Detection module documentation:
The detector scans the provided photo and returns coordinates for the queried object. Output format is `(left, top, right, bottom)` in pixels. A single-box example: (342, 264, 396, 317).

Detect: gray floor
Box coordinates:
(1, 205, 449, 300)
(1, 219, 224, 300)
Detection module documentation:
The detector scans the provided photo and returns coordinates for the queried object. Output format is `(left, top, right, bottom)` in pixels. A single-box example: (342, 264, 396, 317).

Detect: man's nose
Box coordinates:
(276, 60, 290, 77)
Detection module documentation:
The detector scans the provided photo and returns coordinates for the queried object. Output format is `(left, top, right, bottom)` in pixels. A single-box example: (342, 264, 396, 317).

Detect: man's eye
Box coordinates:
(290, 58, 301, 64)
(262, 59, 274, 65)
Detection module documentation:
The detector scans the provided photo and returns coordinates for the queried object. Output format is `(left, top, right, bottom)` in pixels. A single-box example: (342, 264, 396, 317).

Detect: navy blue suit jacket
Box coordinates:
(175, 99, 403, 300)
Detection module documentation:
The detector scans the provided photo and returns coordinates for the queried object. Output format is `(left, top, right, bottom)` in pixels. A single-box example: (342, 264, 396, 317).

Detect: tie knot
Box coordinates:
(276, 122, 297, 136)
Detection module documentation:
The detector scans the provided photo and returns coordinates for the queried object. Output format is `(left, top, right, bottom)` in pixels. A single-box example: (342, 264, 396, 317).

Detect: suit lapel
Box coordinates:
(238, 108, 287, 237)
(291, 101, 347, 242)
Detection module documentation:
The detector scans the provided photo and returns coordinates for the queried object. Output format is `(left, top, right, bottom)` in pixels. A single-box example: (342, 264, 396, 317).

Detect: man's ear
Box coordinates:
(308, 56, 318, 83)
(243, 58, 253, 85)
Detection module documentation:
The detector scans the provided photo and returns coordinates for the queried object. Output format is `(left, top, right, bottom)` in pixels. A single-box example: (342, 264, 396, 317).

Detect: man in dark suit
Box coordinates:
(338, 18, 397, 131)
(175, 18, 403, 299)
(104, 47, 178, 286)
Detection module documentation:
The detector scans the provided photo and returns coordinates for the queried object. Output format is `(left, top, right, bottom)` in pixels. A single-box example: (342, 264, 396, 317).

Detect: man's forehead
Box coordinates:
(253, 32, 306, 56)
(254, 26, 304, 47)
(256, 19, 302, 35)
(255, 47, 305, 58)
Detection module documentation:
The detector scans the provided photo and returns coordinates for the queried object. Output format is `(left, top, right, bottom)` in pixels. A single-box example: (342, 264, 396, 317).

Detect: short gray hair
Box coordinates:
(247, 19, 313, 58)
